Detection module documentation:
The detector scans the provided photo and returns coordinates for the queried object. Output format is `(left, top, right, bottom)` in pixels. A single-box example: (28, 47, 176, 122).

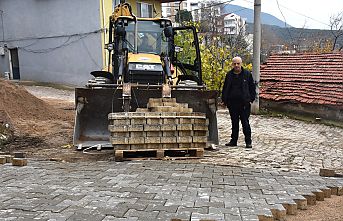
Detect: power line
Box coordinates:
(275, 0, 294, 42)
(0, 29, 104, 43)
(18, 30, 103, 54)
(240, 0, 331, 28)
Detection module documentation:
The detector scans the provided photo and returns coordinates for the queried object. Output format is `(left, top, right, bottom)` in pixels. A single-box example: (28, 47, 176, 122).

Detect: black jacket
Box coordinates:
(221, 67, 256, 106)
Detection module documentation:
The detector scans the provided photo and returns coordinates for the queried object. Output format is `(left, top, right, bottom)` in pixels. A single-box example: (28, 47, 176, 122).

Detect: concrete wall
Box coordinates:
(0, 0, 103, 86)
(261, 99, 343, 122)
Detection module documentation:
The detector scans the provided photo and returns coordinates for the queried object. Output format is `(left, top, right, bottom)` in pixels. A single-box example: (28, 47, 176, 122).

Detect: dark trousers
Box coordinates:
(228, 102, 252, 144)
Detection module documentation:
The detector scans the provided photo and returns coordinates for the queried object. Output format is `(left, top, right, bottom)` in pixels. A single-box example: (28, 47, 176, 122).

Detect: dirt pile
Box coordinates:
(0, 79, 69, 126)
(0, 79, 74, 152)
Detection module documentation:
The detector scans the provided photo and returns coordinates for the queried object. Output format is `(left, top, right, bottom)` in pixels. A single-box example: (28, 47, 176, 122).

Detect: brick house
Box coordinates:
(260, 52, 343, 121)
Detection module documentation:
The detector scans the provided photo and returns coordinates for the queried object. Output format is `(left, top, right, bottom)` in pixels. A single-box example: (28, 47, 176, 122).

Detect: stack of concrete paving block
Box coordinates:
(108, 98, 208, 150)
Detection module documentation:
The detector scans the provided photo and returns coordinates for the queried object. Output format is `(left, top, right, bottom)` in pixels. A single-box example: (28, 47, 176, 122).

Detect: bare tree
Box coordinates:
(329, 12, 343, 51)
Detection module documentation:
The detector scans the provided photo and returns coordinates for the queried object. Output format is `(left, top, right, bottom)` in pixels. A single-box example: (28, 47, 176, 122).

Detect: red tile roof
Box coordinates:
(260, 53, 343, 107)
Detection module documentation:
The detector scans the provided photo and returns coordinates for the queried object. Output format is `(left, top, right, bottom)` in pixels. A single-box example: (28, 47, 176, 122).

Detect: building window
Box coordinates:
(137, 2, 153, 18)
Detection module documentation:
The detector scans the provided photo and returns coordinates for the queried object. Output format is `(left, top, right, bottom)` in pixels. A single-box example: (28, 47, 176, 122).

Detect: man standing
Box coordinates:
(221, 56, 256, 148)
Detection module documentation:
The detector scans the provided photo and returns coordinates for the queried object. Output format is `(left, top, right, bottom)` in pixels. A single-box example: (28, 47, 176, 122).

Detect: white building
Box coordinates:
(162, 1, 187, 23)
(223, 13, 246, 35)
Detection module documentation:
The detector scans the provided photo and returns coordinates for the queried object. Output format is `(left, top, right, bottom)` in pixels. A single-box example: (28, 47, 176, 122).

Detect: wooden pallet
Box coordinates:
(114, 148, 204, 161)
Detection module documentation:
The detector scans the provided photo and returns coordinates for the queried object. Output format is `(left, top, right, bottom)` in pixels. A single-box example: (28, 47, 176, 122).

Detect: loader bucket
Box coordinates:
(73, 87, 219, 148)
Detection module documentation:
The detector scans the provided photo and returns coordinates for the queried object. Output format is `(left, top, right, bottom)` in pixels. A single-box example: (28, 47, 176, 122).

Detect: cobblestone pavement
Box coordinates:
(1, 160, 343, 221)
(2, 86, 341, 220)
(201, 110, 343, 174)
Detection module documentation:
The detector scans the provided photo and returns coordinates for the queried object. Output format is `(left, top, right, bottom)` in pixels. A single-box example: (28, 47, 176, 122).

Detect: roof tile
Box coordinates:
(260, 52, 343, 107)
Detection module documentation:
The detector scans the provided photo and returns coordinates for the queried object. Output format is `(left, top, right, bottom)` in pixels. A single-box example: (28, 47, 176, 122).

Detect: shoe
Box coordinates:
(225, 141, 237, 147)
(245, 143, 252, 148)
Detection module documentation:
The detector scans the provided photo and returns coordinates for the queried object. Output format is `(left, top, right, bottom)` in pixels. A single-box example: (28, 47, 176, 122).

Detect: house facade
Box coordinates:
(0, 0, 163, 86)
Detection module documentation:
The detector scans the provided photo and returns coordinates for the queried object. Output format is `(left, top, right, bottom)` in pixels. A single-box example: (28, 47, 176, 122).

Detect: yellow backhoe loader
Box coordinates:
(73, 3, 218, 149)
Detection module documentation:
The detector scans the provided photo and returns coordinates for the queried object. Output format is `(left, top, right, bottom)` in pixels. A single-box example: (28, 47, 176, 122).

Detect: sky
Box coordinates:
(231, 0, 343, 30)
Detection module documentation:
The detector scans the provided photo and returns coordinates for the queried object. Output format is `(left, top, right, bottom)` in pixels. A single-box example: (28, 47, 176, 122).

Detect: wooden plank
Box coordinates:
(114, 148, 204, 161)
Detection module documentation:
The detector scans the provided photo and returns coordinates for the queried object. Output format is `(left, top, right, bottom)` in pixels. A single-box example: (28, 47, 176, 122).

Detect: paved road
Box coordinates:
(202, 110, 343, 175)
(3, 85, 339, 220)
(1, 160, 343, 221)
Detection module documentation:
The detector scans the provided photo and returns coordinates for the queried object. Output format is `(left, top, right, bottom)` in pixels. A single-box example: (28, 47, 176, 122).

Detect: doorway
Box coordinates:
(9, 48, 20, 80)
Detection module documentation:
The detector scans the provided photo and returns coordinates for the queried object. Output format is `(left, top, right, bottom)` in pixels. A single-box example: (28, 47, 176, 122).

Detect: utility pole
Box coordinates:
(251, 0, 261, 114)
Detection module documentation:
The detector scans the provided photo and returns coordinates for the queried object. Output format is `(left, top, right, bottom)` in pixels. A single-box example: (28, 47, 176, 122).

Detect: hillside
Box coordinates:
(222, 4, 291, 28)
(246, 23, 343, 51)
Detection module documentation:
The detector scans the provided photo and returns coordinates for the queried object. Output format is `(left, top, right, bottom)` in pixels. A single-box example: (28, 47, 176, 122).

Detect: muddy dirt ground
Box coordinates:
(0, 80, 114, 162)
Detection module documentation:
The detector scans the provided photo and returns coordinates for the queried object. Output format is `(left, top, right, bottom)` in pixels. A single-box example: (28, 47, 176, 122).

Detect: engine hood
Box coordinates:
(128, 53, 162, 64)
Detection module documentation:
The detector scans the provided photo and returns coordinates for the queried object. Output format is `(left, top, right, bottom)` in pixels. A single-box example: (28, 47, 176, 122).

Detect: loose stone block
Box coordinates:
(128, 112, 145, 117)
(109, 125, 128, 132)
(130, 118, 145, 124)
(319, 168, 336, 177)
(178, 130, 193, 136)
(163, 118, 179, 124)
(145, 137, 161, 144)
(162, 97, 176, 103)
(162, 131, 177, 137)
(0, 157, 6, 164)
(135, 108, 149, 112)
(146, 118, 161, 125)
(337, 186, 343, 196)
(160, 124, 177, 131)
(111, 132, 129, 137)
(303, 193, 316, 205)
(151, 106, 173, 112)
(193, 136, 207, 143)
(257, 214, 274, 221)
(328, 186, 339, 195)
(144, 124, 161, 131)
(179, 118, 193, 124)
(111, 118, 130, 125)
(193, 124, 208, 131)
(146, 131, 162, 137)
(4, 155, 13, 163)
(127, 124, 144, 131)
(14, 152, 26, 158)
(270, 204, 287, 220)
(313, 190, 325, 201)
(12, 158, 28, 167)
(193, 118, 207, 124)
(177, 124, 193, 131)
(160, 136, 176, 144)
(293, 196, 307, 210)
(129, 131, 145, 138)
(282, 202, 298, 215)
(160, 112, 177, 116)
(110, 137, 129, 145)
(128, 137, 145, 144)
(194, 131, 208, 136)
(320, 187, 331, 198)
(162, 102, 178, 107)
(177, 136, 193, 143)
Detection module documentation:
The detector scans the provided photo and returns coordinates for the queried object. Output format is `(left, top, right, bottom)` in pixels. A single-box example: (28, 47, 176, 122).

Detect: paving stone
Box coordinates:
(1, 159, 343, 221)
